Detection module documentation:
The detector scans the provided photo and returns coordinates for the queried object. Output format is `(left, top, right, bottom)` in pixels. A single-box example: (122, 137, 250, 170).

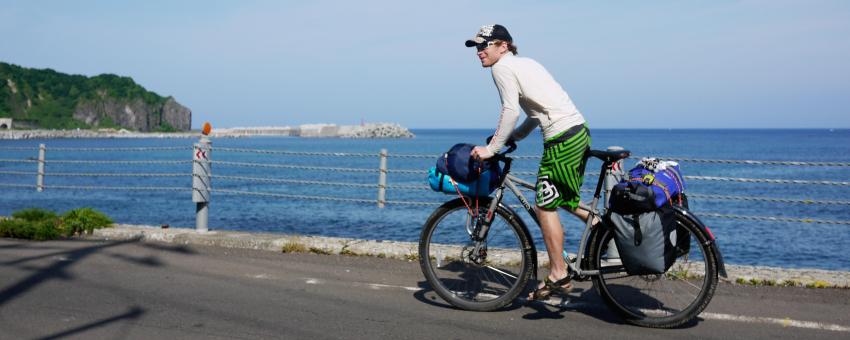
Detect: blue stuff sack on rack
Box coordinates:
(627, 158, 686, 208)
(428, 166, 498, 197)
(436, 143, 492, 182)
(428, 143, 501, 197)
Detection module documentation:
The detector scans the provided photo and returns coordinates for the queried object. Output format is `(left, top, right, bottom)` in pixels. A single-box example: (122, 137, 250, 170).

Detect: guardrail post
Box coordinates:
(37, 143, 45, 192)
(603, 145, 626, 259)
(193, 136, 212, 232)
(377, 148, 388, 208)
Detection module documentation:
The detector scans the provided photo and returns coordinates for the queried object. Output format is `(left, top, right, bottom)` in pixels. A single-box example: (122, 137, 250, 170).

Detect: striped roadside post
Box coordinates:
(193, 126, 212, 232)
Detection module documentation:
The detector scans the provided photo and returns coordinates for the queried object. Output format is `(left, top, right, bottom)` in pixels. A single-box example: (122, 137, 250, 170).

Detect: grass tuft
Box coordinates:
(339, 247, 359, 256)
(281, 242, 307, 253)
(309, 247, 333, 255)
(805, 280, 830, 289)
(780, 280, 801, 287)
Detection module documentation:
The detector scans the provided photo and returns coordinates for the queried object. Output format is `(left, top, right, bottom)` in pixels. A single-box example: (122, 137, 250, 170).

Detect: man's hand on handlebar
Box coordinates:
(471, 146, 494, 160)
(473, 136, 518, 160)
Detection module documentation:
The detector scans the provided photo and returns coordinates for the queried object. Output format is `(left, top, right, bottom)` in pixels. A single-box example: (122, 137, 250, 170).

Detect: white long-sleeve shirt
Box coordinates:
(485, 53, 586, 155)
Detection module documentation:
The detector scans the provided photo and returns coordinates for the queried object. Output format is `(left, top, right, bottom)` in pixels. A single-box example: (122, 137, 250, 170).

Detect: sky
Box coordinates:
(1, 0, 849, 129)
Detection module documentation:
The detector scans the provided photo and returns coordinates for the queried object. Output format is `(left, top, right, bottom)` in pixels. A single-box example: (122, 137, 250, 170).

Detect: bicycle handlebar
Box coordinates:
(485, 135, 517, 161)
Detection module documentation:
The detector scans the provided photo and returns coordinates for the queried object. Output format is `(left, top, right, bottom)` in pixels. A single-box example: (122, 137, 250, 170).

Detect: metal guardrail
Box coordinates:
(1, 139, 849, 231)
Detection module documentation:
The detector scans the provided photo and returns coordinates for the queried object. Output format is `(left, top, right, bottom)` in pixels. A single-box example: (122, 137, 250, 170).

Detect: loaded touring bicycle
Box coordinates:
(419, 140, 727, 328)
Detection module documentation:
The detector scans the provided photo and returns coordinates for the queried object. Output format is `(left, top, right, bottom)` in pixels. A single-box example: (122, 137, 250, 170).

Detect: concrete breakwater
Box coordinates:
(218, 123, 415, 138)
(91, 224, 850, 289)
(0, 123, 415, 139)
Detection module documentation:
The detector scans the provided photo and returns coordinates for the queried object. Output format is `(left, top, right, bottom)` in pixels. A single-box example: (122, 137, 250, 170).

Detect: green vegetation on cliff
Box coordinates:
(0, 62, 188, 131)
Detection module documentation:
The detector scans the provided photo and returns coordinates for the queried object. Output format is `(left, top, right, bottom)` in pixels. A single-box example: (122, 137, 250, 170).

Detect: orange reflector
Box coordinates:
(202, 122, 212, 135)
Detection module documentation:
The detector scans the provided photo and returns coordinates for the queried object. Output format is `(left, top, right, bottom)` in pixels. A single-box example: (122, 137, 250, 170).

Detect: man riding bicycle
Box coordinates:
(466, 24, 596, 300)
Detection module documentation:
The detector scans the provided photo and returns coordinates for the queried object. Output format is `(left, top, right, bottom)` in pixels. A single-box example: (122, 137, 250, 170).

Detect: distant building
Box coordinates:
(0, 118, 11, 129)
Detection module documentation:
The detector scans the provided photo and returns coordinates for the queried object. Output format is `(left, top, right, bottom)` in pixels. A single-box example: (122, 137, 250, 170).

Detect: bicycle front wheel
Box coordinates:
(588, 211, 719, 328)
(419, 198, 534, 311)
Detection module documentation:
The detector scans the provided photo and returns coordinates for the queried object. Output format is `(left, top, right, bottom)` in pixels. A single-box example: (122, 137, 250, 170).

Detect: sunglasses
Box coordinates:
(475, 40, 498, 52)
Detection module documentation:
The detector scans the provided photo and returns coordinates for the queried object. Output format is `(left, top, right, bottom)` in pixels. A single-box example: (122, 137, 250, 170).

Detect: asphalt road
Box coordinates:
(1, 237, 848, 339)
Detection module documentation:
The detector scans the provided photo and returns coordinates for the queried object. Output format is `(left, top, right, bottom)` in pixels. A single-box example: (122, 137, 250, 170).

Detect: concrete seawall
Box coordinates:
(90, 224, 850, 289)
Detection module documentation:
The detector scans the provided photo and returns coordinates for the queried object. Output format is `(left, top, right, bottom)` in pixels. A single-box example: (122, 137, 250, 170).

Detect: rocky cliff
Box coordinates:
(73, 96, 191, 131)
(0, 62, 192, 131)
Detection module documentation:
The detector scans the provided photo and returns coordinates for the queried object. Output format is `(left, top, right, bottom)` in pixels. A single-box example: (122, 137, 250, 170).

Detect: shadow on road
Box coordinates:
(0, 237, 195, 307)
(412, 280, 457, 309)
(523, 284, 705, 329)
(35, 306, 146, 340)
(412, 278, 705, 329)
(413, 279, 526, 312)
(521, 286, 625, 324)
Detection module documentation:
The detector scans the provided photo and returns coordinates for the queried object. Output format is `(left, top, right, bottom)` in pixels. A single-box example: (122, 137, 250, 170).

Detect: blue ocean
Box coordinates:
(1, 129, 849, 271)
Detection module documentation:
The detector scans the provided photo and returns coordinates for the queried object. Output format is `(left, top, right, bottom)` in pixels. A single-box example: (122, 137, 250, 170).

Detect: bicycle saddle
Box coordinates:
(588, 149, 631, 163)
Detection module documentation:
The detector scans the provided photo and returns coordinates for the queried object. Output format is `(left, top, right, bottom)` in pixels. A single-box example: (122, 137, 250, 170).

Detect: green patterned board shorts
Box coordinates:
(535, 124, 591, 211)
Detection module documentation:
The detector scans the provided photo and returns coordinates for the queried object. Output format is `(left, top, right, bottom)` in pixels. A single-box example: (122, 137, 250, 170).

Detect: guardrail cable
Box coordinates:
(632, 157, 850, 167)
(387, 184, 432, 190)
(44, 160, 191, 165)
(7, 147, 848, 166)
(211, 175, 376, 188)
(47, 147, 190, 152)
(386, 168, 849, 186)
(0, 183, 38, 189)
(42, 185, 189, 191)
(387, 153, 541, 161)
(384, 200, 443, 206)
(212, 160, 378, 173)
(46, 172, 188, 178)
(211, 189, 376, 204)
(0, 158, 38, 163)
(0, 171, 38, 176)
(385, 153, 850, 166)
(386, 169, 429, 175)
(698, 213, 850, 225)
(687, 194, 850, 206)
(684, 176, 850, 186)
(212, 147, 376, 157)
(0, 147, 39, 151)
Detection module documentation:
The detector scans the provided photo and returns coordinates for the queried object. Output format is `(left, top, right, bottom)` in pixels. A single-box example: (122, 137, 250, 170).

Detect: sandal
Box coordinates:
(530, 275, 573, 300)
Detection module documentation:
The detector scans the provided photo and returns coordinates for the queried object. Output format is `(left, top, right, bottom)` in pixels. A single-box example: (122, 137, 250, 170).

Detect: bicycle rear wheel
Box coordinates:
(588, 211, 719, 328)
(419, 198, 534, 311)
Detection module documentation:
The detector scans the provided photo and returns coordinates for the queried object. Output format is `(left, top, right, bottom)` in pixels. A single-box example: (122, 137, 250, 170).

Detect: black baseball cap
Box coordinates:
(465, 24, 512, 47)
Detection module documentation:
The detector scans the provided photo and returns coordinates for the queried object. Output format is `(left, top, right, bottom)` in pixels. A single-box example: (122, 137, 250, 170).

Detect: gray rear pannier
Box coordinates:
(605, 205, 677, 275)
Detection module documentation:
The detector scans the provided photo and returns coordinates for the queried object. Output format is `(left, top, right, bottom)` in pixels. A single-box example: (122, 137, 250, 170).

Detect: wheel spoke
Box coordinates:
(484, 265, 518, 280)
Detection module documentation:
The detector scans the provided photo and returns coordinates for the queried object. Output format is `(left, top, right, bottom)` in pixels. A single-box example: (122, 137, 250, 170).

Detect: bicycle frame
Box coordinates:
(474, 155, 617, 280)
(473, 152, 727, 281)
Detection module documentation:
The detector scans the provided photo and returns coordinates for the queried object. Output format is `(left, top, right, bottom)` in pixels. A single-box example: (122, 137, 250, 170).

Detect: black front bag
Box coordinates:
(609, 181, 657, 215)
